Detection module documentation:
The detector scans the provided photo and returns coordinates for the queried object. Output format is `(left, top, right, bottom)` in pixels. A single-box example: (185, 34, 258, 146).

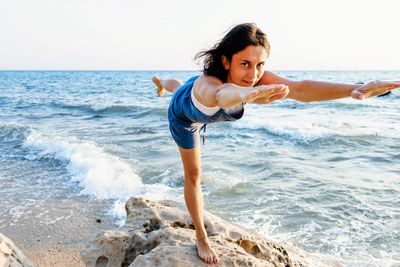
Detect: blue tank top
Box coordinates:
(168, 76, 244, 149)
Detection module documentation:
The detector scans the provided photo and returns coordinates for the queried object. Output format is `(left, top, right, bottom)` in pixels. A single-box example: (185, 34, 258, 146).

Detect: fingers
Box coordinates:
(269, 90, 289, 102)
(352, 80, 400, 100)
(388, 83, 400, 89)
(240, 90, 259, 103)
(245, 89, 259, 98)
(371, 81, 400, 90)
(257, 84, 289, 97)
(243, 84, 289, 104)
(256, 85, 289, 103)
(351, 90, 365, 100)
(383, 81, 400, 87)
(263, 84, 289, 92)
(264, 85, 289, 102)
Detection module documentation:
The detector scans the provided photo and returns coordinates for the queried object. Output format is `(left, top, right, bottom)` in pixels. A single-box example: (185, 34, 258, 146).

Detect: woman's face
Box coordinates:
(223, 45, 268, 87)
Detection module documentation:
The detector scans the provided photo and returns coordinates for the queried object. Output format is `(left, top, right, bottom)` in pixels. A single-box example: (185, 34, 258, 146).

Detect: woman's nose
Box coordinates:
(247, 67, 258, 80)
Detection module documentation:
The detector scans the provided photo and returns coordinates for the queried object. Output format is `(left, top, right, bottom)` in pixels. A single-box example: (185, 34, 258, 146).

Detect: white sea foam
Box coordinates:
(232, 110, 337, 142)
(232, 104, 400, 142)
(9, 206, 26, 219)
(23, 131, 178, 222)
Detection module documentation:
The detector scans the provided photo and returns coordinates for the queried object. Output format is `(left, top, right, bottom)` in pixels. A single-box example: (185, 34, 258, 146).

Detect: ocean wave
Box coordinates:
(212, 182, 255, 196)
(0, 123, 31, 143)
(52, 102, 146, 114)
(231, 109, 400, 143)
(47, 102, 167, 117)
(22, 131, 177, 221)
(232, 117, 335, 143)
(324, 97, 399, 109)
(274, 94, 399, 111)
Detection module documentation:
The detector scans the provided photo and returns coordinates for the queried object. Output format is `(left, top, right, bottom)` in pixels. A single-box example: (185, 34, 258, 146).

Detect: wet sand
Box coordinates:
(1, 197, 117, 267)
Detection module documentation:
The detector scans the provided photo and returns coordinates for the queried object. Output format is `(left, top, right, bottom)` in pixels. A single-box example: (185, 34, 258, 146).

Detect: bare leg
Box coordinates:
(178, 146, 219, 264)
(152, 76, 183, 96)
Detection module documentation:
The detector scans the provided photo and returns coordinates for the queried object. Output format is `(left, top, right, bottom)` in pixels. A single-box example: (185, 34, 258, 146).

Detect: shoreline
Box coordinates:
(1, 198, 117, 267)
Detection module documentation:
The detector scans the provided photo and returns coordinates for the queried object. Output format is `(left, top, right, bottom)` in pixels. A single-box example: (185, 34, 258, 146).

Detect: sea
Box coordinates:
(0, 70, 399, 266)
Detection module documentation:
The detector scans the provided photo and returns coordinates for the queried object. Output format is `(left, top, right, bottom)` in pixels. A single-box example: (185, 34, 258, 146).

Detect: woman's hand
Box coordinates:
(240, 84, 289, 104)
(351, 81, 400, 100)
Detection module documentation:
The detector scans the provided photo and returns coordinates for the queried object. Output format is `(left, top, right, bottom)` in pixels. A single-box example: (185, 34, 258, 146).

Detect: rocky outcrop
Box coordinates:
(81, 198, 339, 266)
(0, 232, 35, 267)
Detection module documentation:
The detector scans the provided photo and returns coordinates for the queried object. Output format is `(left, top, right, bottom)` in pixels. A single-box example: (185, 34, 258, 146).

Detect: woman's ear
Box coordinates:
(221, 55, 230, 70)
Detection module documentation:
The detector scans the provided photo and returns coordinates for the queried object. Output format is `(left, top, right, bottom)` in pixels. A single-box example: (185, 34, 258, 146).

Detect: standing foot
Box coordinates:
(196, 238, 219, 264)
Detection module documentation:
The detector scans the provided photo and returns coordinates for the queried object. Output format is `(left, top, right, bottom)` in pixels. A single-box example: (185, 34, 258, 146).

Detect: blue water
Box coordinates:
(1, 70, 399, 266)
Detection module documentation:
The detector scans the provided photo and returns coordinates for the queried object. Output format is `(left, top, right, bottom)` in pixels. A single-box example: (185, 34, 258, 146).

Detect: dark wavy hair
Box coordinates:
(195, 23, 270, 82)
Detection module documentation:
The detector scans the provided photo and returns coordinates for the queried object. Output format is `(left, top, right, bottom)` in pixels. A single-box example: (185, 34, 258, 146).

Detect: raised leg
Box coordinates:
(152, 76, 183, 96)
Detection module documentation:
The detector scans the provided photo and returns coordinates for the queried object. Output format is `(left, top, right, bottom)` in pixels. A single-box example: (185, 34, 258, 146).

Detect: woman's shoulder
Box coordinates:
(257, 70, 296, 86)
(257, 70, 280, 85)
(192, 74, 224, 107)
(195, 74, 223, 87)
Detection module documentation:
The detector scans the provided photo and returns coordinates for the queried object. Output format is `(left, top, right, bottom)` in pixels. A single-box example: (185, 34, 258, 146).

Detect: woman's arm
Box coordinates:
(290, 80, 358, 102)
(259, 71, 400, 102)
(194, 75, 289, 109)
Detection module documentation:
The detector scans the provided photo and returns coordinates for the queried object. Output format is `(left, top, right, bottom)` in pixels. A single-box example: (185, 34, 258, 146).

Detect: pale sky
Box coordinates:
(1, 0, 399, 70)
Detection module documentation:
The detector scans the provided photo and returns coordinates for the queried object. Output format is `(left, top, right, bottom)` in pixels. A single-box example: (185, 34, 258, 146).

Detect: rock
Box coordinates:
(0, 232, 35, 267)
(81, 198, 340, 266)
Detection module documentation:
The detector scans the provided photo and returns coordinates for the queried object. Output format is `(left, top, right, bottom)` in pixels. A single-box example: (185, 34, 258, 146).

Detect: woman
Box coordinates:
(152, 23, 399, 264)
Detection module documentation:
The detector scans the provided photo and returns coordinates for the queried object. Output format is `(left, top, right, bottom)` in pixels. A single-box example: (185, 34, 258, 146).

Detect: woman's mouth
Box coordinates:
(242, 80, 254, 86)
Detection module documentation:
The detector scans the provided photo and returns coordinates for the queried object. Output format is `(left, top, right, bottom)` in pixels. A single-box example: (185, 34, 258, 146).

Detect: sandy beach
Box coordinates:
(1, 198, 116, 267)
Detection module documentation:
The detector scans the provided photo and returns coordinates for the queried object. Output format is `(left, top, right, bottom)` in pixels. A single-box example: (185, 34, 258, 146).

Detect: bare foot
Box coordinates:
(196, 238, 219, 264)
(152, 76, 165, 97)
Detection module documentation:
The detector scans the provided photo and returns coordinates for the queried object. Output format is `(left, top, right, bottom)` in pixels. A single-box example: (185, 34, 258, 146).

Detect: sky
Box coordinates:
(1, 0, 399, 71)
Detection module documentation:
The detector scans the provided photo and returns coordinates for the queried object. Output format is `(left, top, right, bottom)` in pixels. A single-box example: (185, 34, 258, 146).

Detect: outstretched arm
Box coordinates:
(194, 75, 289, 109)
(258, 71, 400, 102)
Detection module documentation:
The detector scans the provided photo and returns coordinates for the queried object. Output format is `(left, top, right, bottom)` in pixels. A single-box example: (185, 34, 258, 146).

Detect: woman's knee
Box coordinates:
(184, 168, 201, 184)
